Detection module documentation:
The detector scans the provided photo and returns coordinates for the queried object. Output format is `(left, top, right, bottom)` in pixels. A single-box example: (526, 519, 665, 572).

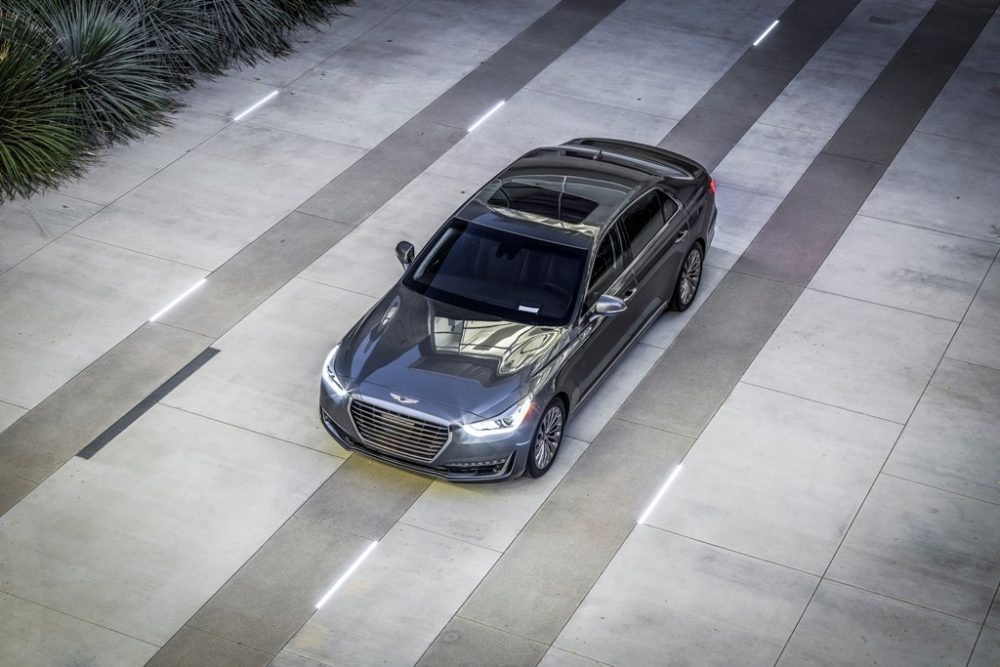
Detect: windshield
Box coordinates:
(403, 220, 587, 325)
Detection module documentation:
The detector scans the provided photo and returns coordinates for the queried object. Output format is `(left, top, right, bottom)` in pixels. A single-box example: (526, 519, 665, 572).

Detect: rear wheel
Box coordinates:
(525, 399, 565, 478)
(671, 244, 703, 311)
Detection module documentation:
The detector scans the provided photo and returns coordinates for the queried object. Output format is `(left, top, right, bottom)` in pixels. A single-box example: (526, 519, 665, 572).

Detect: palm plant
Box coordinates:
(200, 0, 297, 70)
(120, 0, 216, 88)
(275, 0, 350, 27)
(0, 10, 90, 202)
(21, 0, 176, 145)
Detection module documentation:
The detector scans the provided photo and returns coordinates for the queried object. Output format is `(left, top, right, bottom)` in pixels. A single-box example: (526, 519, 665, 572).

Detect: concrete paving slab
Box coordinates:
(228, 26, 355, 88)
(185, 516, 372, 655)
(59, 110, 231, 206)
(989, 596, 1000, 629)
(917, 13, 1000, 148)
(0, 405, 340, 646)
(970, 626, 1000, 667)
(284, 522, 499, 667)
(884, 358, 1000, 504)
(565, 344, 662, 444)
(525, 20, 746, 121)
(147, 626, 272, 667)
(300, 171, 478, 299)
(428, 88, 677, 187)
(538, 648, 610, 667)
(828, 474, 1000, 622)
(0, 322, 212, 485)
(743, 289, 956, 423)
(416, 617, 548, 667)
(401, 437, 587, 552)
(777, 580, 980, 667)
(810, 215, 997, 321)
(0, 401, 25, 432)
(73, 123, 365, 270)
(611, 0, 792, 44)
(458, 419, 694, 645)
(0, 191, 102, 272)
(295, 454, 431, 542)
(859, 132, 1000, 243)
(0, 234, 206, 409)
(646, 383, 900, 574)
(176, 75, 276, 121)
(554, 526, 817, 667)
(948, 257, 1000, 370)
(801, 0, 934, 82)
(164, 278, 374, 454)
(713, 123, 830, 198)
(618, 272, 801, 437)
(702, 185, 783, 271)
(159, 213, 357, 339)
(758, 68, 876, 136)
(271, 652, 329, 667)
(0, 591, 157, 667)
(363, 0, 561, 53)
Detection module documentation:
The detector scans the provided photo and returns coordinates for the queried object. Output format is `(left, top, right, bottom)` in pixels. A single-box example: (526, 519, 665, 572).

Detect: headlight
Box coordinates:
(322, 344, 348, 397)
(463, 395, 533, 435)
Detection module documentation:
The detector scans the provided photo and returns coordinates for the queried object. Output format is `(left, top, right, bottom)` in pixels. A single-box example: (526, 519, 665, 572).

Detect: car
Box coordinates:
(320, 138, 716, 482)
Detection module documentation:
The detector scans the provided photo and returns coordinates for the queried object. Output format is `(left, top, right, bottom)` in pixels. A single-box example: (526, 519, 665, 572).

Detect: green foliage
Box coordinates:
(0, 10, 90, 202)
(0, 0, 351, 203)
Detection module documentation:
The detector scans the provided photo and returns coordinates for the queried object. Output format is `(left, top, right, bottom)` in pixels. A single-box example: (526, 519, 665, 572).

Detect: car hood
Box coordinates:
(337, 285, 566, 419)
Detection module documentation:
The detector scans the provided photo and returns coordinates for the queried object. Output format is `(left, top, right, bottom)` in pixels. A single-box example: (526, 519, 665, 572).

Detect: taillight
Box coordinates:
(708, 178, 716, 194)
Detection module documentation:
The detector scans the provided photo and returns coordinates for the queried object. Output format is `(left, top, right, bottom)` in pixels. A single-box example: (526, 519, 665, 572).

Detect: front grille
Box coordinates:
(349, 399, 449, 463)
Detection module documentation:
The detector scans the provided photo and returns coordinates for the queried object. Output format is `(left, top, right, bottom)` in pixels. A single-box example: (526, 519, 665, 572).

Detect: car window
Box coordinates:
(618, 191, 665, 260)
(586, 224, 625, 302)
(403, 219, 587, 326)
(658, 189, 679, 222)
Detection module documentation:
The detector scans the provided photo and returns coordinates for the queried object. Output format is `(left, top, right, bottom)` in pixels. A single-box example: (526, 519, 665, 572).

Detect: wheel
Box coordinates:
(525, 398, 565, 478)
(670, 244, 703, 312)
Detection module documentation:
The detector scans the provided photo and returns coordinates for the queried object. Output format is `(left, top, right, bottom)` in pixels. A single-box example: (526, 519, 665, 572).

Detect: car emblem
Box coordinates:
(390, 393, 419, 405)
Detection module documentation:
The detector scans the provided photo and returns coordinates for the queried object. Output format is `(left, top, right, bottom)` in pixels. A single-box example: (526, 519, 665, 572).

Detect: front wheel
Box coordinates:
(670, 244, 703, 311)
(525, 399, 565, 478)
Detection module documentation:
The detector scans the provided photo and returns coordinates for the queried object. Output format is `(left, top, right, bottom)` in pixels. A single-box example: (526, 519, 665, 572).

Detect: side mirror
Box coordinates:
(593, 294, 626, 317)
(395, 241, 415, 269)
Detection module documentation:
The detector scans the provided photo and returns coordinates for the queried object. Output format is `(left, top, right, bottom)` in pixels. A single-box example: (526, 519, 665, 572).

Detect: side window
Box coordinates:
(619, 191, 665, 260)
(586, 225, 625, 302)
(658, 190, 679, 223)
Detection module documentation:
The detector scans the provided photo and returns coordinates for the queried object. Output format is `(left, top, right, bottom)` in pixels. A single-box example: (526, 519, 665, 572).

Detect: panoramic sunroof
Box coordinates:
(486, 178, 599, 223)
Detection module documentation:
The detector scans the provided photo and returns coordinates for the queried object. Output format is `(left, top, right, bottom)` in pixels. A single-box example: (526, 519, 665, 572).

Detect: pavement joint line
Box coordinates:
(736, 380, 906, 425)
(850, 211, 1000, 246)
(394, 520, 505, 555)
(0, 588, 160, 650)
(64, 231, 213, 272)
(942, 355, 1000, 374)
(876, 471, 1000, 509)
(75, 347, 220, 460)
(515, 86, 686, 122)
(157, 403, 349, 462)
(821, 576, 990, 627)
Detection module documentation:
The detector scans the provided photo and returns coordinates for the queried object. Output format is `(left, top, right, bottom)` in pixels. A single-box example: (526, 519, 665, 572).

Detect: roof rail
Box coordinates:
(523, 145, 693, 180)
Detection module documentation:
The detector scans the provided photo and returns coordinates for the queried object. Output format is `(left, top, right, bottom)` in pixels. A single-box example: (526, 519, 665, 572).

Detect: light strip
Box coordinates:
(233, 90, 279, 122)
(149, 279, 206, 322)
(752, 20, 779, 47)
(637, 464, 683, 525)
(467, 100, 506, 132)
(315, 541, 378, 609)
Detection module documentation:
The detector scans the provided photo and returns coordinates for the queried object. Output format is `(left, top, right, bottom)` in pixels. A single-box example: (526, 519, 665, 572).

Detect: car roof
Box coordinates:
(453, 139, 704, 245)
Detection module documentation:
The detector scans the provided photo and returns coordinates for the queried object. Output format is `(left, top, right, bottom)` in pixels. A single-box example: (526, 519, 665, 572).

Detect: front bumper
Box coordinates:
(319, 382, 533, 483)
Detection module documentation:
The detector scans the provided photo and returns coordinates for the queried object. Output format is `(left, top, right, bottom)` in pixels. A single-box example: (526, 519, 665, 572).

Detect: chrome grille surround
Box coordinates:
(348, 397, 450, 463)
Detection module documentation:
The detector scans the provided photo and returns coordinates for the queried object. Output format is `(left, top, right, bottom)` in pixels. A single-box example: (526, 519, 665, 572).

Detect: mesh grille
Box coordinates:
(349, 400, 449, 463)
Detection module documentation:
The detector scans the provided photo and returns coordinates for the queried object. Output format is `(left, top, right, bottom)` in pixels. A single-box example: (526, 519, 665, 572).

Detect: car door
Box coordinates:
(617, 189, 689, 339)
(560, 221, 638, 408)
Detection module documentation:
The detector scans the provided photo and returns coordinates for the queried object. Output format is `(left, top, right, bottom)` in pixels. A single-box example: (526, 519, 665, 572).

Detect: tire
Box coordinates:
(670, 243, 703, 312)
(525, 398, 565, 478)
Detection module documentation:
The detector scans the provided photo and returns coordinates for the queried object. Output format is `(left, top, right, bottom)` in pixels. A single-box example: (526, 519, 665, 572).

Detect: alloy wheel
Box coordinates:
(533, 405, 563, 470)
(679, 247, 702, 306)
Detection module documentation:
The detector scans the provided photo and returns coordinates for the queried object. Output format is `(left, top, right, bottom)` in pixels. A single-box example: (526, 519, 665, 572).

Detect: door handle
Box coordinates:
(674, 230, 688, 244)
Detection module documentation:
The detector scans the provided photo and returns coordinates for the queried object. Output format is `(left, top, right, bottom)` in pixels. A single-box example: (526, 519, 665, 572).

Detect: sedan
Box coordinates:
(320, 138, 716, 481)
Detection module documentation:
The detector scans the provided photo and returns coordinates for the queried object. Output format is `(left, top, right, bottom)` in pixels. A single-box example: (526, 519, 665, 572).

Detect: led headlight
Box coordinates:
(322, 344, 348, 397)
(463, 395, 533, 435)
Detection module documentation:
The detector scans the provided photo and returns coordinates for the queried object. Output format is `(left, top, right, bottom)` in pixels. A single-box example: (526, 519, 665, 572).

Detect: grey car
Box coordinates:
(320, 138, 716, 482)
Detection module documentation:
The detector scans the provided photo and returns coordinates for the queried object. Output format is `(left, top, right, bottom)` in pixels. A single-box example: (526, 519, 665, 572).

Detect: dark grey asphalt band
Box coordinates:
(423, 1, 998, 664)
(76, 347, 219, 460)
(661, 0, 860, 171)
(0, 323, 214, 514)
